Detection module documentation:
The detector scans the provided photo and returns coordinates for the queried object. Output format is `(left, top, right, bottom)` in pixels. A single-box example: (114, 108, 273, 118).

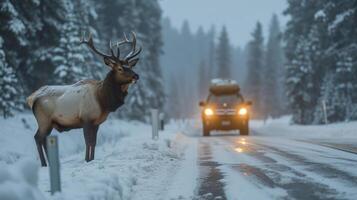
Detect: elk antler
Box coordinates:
(124, 32, 142, 63)
(80, 32, 141, 65)
(80, 32, 119, 62)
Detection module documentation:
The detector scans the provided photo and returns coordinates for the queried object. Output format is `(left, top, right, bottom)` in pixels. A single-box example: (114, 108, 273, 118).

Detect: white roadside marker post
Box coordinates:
(151, 109, 159, 140)
(322, 100, 328, 124)
(159, 112, 164, 131)
(46, 136, 61, 195)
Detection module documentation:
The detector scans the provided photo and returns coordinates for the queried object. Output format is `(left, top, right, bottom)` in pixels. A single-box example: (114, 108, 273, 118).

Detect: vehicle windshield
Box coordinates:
(208, 94, 243, 104)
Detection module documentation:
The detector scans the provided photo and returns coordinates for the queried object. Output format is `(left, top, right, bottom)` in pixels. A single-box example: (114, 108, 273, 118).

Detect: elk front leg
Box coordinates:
(83, 123, 99, 162)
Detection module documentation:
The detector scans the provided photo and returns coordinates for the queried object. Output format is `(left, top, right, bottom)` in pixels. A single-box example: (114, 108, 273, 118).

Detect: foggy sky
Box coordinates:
(159, 0, 288, 47)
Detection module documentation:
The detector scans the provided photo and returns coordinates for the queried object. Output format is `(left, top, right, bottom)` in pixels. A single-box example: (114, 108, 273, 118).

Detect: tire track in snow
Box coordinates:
(218, 136, 356, 199)
(196, 139, 226, 199)
(254, 141, 357, 186)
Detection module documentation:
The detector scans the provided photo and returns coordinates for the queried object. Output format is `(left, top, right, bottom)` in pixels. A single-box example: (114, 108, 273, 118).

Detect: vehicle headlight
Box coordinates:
(238, 108, 248, 115)
(204, 108, 214, 116)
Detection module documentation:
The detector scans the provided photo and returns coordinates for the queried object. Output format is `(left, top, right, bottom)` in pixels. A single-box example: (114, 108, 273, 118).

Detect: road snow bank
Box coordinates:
(251, 116, 357, 140)
(0, 112, 192, 200)
(0, 159, 45, 200)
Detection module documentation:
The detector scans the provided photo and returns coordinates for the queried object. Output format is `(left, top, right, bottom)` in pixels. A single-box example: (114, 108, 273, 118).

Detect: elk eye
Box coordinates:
(117, 67, 124, 72)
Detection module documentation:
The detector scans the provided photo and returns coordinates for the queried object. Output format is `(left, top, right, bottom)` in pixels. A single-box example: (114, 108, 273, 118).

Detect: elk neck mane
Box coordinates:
(97, 71, 128, 112)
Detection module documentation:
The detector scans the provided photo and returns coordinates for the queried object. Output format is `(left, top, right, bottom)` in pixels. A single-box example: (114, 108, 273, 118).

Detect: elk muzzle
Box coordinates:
(131, 73, 139, 84)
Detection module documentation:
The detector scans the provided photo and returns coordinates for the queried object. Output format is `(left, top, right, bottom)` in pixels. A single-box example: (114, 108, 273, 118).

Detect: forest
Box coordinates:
(0, 0, 356, 124)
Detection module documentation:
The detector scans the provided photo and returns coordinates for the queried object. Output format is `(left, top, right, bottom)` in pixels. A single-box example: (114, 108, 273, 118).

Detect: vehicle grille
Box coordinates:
(215, 109, 236, 115)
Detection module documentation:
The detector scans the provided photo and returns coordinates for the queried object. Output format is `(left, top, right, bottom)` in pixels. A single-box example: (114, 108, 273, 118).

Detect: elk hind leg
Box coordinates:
(34, 126, 53, 167)
(34, 130, 47, 167)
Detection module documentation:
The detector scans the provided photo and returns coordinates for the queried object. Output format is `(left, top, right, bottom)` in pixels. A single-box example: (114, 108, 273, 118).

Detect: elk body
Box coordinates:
(27, 32, 142, 166)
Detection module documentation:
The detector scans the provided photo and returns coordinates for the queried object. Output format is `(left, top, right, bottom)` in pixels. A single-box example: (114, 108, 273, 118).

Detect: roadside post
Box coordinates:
(159, 112, 164, 131)
(322, 100, 328, 124)
(46, 136, 61, 195)
(151, 109, 159, 140)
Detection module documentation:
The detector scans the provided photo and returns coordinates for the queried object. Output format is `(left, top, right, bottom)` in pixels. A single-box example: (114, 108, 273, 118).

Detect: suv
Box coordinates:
(199, 79, 252, 136)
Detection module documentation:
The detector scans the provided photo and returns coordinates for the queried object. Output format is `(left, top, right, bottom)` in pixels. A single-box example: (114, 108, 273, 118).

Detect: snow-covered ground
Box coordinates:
(252, 116, 357, 139)
(1, 114, 357, 200)
(0, 113, 198, 200)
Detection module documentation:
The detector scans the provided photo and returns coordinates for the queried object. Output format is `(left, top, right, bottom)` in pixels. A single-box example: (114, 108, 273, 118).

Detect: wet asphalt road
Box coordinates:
(194, 133, 357, 200)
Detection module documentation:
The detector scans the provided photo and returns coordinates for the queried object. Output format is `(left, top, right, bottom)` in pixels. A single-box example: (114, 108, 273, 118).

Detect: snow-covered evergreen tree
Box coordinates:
(52, 1, 86, 84)
(111, 0, 165, 122)
(0, 36, 22, 118)
(322, 1, 357, 121)
(167, 76, 182, 119)
(74, 0, 103, 80)
(51, 0, 101, 84)
(0, 0, 167, 121)
(198, 60, 209, 100)
(285, 27, 323, 124)
(262, 14, 284, 118)
(207, 25, 216, 80)
(284, 0, 329, 124)
(0, 0, 36, 93)
(334, 52, 355, 121)
(245, 22, 264, 118)
(216, 26, 231, 79)
(285, 0, 357, 124)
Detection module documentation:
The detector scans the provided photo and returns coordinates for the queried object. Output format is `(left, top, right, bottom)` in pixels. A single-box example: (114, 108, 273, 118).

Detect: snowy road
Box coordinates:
(192, 133, 357, 200)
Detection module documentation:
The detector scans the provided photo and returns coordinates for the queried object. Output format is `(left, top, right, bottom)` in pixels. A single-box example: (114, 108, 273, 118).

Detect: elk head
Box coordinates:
(80, 32, 142, 84)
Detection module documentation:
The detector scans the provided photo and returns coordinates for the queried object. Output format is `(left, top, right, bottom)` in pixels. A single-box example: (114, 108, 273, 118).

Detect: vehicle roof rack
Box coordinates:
(209, 79, 240, 95)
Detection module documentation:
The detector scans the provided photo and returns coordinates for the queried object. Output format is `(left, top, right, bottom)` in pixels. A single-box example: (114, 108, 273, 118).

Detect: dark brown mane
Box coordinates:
(97, 71, 128, 112)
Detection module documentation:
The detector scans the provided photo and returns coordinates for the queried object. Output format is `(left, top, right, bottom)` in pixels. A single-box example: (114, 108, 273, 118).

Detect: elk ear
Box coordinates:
(104, 57, 115, 68)
(128, 58, 139, 67)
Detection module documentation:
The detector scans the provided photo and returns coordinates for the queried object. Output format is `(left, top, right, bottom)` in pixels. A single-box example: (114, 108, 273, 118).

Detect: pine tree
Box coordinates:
(74, 0, 103, 80)
(198, 60, 209, 100)
(334, 52, 355, 121)
(284, 0, 328, 124)
(0, 36, 22, 118)
(216, 26, 231, 79)
(285, 36, 314, 124)
(117, 0, 165, 122)
(207, 25, 216, 79)
(195, 26, 206, 61)
(0, 0, 39, 93)
(160, 20, 218, 119)
(245, 22, 264, 118)
(231, 46, 243, 84)
(262, 14, 284, 118)
(321, 1, 357, 121)
(52, 0, 87, 84)
(168, 76, 182, 119)
(284, 0, 357, 124)
(1, 0, 69, 92)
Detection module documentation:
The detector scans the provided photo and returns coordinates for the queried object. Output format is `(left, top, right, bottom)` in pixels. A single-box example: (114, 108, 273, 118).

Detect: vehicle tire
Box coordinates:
(240, 122, 249, 136)
(203, 125, 210, 136)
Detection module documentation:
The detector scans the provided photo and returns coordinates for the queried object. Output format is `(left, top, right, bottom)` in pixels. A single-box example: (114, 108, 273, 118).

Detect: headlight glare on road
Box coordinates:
(204, 108, 214, 116)
(238, 108, 248, 115)
(235, 147, 244, 153)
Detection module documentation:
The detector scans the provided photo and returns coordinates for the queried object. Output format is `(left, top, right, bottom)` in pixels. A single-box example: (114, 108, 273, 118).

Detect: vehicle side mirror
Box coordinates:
(246, 101, 253, 106)
(199, 101, 206, 107)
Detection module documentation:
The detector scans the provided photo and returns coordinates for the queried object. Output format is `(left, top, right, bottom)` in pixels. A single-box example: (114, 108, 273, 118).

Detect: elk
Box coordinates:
(27, 32, 142, 166)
